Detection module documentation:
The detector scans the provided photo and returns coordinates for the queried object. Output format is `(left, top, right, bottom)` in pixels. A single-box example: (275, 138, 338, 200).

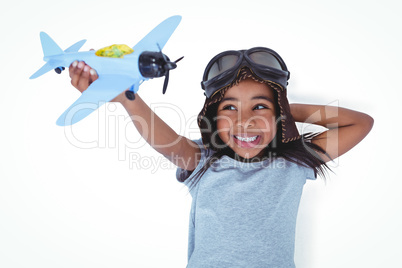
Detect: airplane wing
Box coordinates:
(133, 15, 181, 53)
(56, 75, 136, 126)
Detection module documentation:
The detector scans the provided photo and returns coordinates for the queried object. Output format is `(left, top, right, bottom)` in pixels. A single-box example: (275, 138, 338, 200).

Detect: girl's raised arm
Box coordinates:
(115, 93, 201, 171)
(290, 103, 374, 162)
(69, 61, 201, 171)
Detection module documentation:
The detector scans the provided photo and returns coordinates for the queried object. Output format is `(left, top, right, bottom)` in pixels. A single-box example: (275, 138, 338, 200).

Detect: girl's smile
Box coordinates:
(232, 134, 262, 148)
(216, 79, 277, 159)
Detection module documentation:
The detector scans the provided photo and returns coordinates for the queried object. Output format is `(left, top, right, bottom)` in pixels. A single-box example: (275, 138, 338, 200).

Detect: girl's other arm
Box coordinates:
(290, 103, 374, 162)
(69, 61, 201, 171)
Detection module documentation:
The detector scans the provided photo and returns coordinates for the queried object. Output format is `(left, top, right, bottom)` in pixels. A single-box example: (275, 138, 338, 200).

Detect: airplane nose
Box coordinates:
(139, 51, 166, 78)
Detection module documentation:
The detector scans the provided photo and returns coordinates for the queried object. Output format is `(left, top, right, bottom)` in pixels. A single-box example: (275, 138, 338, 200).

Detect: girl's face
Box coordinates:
(216, 79, 277, 159)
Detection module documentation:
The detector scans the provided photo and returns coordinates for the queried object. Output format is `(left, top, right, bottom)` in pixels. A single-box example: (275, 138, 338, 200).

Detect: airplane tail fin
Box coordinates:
(30, 32, 64, 79)
(30, 32, 86, 79)
(40, 32, 64, 58)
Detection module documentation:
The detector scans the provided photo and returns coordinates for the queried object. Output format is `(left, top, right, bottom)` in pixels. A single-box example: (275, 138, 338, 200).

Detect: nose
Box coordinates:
(236, 109, 254, 129)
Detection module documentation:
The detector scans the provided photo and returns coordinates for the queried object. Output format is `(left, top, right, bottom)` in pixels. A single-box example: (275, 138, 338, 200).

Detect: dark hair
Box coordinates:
(181, 91, 331, 190)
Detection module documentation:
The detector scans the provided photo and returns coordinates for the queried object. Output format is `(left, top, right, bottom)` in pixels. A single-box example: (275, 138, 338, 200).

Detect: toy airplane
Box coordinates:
(30, 15, 182, 126)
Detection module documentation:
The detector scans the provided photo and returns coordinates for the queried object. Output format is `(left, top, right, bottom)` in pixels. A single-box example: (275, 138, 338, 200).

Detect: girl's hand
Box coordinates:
(69, 60, 98, 93)
(290, 103, 374, 162)
(68, 60, 127, 103)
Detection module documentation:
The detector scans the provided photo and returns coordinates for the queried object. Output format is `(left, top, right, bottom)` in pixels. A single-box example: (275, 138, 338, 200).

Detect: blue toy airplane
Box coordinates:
(30, 15, 182, 126)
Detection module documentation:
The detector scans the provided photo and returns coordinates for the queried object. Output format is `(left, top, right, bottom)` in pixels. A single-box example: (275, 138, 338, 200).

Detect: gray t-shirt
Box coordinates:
(177, 140, 315, 268)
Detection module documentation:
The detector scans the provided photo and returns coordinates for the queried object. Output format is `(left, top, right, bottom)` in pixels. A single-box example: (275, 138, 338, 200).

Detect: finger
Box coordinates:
(70, 61, 86, 92)
(69, 60, 78, 79)
(77, 64, 91, 91)
(70, 61, 84, 88)
(89, 68, 98, 84)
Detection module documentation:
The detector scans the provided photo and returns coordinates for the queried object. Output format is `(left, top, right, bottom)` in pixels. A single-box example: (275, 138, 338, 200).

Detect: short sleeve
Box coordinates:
(176, 139, 213, 183)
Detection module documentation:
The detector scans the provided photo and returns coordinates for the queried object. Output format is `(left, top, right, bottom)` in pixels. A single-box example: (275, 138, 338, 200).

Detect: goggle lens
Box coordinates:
(248, 51, 282, 70)
(207, 54, 239, 80)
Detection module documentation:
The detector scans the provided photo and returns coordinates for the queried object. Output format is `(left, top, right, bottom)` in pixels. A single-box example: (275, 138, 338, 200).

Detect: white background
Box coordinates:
(1, 0, 400, 267)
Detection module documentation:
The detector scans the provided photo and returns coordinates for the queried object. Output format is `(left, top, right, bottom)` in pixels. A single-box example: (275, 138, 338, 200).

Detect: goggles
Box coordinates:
(201, 47, 290, 98)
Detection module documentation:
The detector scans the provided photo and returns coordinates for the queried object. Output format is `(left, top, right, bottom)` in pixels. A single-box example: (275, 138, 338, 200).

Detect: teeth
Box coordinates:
(235, 135, 258, 142)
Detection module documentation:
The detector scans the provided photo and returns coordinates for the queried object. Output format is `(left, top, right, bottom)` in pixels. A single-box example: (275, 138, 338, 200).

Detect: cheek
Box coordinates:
(256, 115, 278, 139)
(216, 115, 234, 143)
(216, 118, 228, 138)
(216, 113, 233, 131)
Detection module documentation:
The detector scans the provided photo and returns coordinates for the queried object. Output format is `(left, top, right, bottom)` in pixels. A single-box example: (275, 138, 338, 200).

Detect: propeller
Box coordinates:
(157, 43, 183, 95)
(162, 56, 184, 94)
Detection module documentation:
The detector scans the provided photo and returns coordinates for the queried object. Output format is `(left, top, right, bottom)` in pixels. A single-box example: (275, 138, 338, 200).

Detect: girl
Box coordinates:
(69, 47, 373, 267)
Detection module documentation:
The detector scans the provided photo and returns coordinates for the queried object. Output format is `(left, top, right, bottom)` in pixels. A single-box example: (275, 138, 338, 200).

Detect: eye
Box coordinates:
(253, 104, 268, 110)
(222, 105, 236, 111)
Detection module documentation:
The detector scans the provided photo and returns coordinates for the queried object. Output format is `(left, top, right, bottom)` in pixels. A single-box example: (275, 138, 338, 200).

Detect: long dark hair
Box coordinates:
(179, 93, 331, 190)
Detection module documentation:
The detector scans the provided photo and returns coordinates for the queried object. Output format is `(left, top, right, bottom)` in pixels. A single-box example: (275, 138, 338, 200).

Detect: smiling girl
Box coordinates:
(69, 47, 373, 267)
